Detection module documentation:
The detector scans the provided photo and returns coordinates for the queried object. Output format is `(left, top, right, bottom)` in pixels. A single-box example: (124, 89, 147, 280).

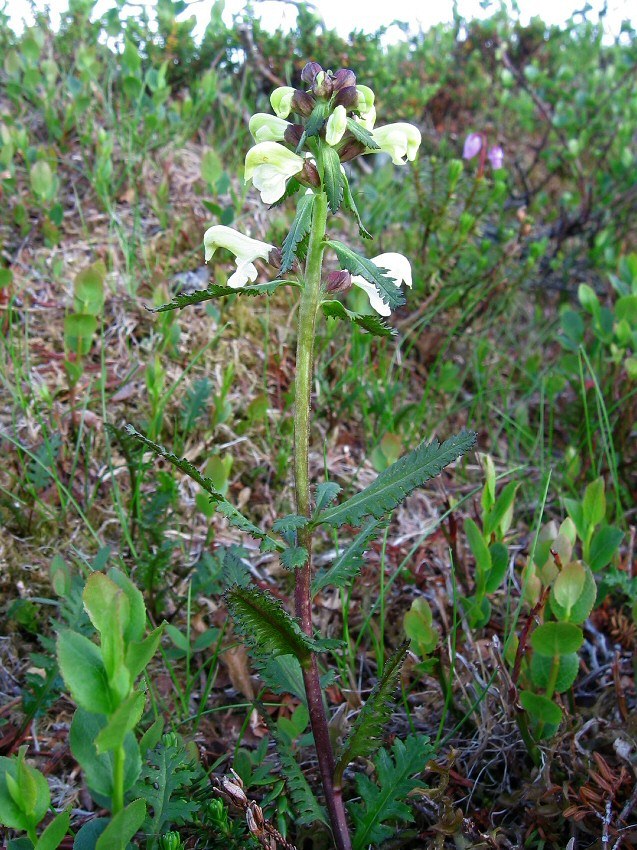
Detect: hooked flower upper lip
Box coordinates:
(350, 253, 412, 316)
(249, 113, 290, 143)
(203, 225, 274, 289)
(370, 123, 421, 165)
(244, 142, 307, 205)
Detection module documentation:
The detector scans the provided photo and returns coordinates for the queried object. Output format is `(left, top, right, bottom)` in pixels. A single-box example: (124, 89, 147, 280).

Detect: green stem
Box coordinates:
(112, 745, 125, 814)
(292, 191, 352, 850)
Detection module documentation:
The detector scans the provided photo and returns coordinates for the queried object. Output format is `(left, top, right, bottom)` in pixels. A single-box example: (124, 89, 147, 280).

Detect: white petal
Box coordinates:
(203, 225, 273, 263)
(372, 253, 412, 288)
(351, 277, 392, 317)
(251, 164, 288, 205)
(228, 260, 259, 289)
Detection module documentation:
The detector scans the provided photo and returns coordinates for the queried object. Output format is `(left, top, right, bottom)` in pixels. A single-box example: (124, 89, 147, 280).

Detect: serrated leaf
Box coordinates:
(148, 280, 295, 313)
(312, 519, 382, 595)
(272, 514, 309, 535)
(342, 171, 372, 239)
(124, 427, 281, 550)
(280, 546, 309, 570)
(326, 240, 405, 311)
(281, 192, 315, 273)
(319, 144, 343, 214)
(314, 430, 476, 529)
(322, 300, 395, 337)
(345, 117, 380, 150)
(314, 481, 342, 512)
(225, 585, 314, 665)
(295, 101, 330, 152)
(531, 622, 583, 657)
(335, 641, 408, 785)
(278, 744, 328, 827)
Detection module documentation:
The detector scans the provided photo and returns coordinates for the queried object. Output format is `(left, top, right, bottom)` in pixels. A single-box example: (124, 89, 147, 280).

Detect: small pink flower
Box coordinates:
(488, 145, 504, 169)
(463, 132, 482, 160)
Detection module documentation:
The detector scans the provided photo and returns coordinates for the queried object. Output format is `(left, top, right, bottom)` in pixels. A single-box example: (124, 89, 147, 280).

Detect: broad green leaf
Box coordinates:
(138, 717, 164, 756)
(549, 564, 596, 624)
(73, 818, 109, 849)
(70, 709, 141, 800)
(335, 641, 409, 785)
(149, 279, 296, 312)
(519, 690, 563, 725)
(225, 585, 315, 665)
(589, 526, 624, 571)
(49, 554, 71, 597)
(281, 192, 314, 273)
(484, 542, 509, 594)
(82, 574, 130, 701)
(530, 652, 579, 693)
(583, 477, 606, 529)
(403, 599, 438, 656)
(577, 282, 600, 316)
(319, 144, 343, 213)
(64, 313, 97, 356)
(124, 427, 281, 550)
(552, 561, 585, 615)
(531, 622, 583, 657)
(484, 481, 518, 538)
(95, 690, 145, 754)
(125, 625, 163, 681)
(326, 240, 405, 311)
(322, 300, 395, 337)
(57, 630, 115, 715)
(74, 261, 105, 316)
(30, 160, 54, 200)
(106, 568, 146, 644)
(314, 430, 476, 528)
(0, 751, 49, 832)
(95, 798, 146, 850)
(35, 809, 70, 850)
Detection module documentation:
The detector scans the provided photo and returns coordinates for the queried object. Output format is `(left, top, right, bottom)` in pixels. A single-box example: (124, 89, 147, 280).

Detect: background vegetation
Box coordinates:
(0, 1, 635, 847)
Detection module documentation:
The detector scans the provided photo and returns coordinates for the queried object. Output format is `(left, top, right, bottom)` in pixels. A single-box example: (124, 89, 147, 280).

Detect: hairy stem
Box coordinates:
(293, 191, 352, 850)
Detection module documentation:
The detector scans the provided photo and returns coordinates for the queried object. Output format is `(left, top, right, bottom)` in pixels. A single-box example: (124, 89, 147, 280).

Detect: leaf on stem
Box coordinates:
(345, 118, 380, 150)
(281, 193, 315, 272)
(322, 300, 395, 337)
(148, 280, 296, 313)
(326, 240, 404, 310)
(312, 518, 383, 595)
(318, 144, 344, 213)
(313, 430, 477, 528)
(342, 171, 372, 239)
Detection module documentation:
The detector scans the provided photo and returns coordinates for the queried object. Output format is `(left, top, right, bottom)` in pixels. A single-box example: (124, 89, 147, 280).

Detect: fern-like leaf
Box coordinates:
(312, 519, 382, 596)
(278, 743, 329, 828)
(281, 193, 315, 273)
(322, 300, 395, 337)
(342, 172, 372, 240)
(326, 240, 405, 311)
(149, 280, 296, 313)
(345, 118, 380, 151)
(124, 426, 282, 551)
(319, 145, 344, 214)
(313, 430, 477, 529)
(225, 585, 314, 665)
(350, 734, 434, 849)
(334, 641, 409, 785)
(280, 546, 309, 570)
(314, 481, 342, 512)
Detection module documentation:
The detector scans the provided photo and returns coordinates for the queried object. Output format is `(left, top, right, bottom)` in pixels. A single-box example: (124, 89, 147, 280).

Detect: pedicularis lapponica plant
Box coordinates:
(124, 62, 476, 849)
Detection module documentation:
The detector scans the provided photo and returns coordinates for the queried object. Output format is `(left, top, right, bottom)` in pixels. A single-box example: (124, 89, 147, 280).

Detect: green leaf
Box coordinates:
(95, 691, 145, 754)
(281, 192, 314, 273)
(278, 744, 328, 827)
(70, 709, 141, 801)
(138, 717, 165, 756)
(583, 477, 606, 530)
(35, 810, 70, 850)
(589, 526, 624, 571)
(326, 240, 405, 311)
(57, 630, 116, 715)
(30, 160, 54, 200)
(295, 101, 330, 152)
(549, 564, 596, 624)
(484, 481, 518, 538)
(335, 641, 409, 785)
(341, 170, 372, 239)
(531, 622, 583, 657)
(312, 519, 382, 595)
(64, 313, 97, 356)
(519, 690, 563, 726)
(201, 148, 222, 185)
(530, 652, 579, 693)
(484, 543, 508, 594)
(0, 751, 50, 833)
(280, 546, 309, 570)
(272, 514, 308, 537)
(403, 599, 438, 656)
(322, 300, 395, 337)
(314, 430, 476, 528)
(72, 818, 109, 849)
(225, 585, 314, 665)
(124, 427, 281, 550)
(74, 261, 105, 316)
(350, 735, 434, 850)
(552, 562, 585, 615)
(95, 798, 146, 850)
(314, 482, 341, 512)
(125, 625, 163, 681)
(465, 517, 490, 591)
(106, 568, 146, 644)
(345, 117, 380, 150)
(319, 144, 343, 214)
(149, 280, 296, 312)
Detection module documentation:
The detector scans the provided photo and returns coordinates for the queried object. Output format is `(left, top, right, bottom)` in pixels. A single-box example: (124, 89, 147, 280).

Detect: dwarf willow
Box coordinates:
(130, 61, 476, 849)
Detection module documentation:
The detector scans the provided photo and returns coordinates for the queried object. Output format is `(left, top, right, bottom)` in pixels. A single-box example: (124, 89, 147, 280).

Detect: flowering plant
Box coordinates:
(129, 62, 475, 849)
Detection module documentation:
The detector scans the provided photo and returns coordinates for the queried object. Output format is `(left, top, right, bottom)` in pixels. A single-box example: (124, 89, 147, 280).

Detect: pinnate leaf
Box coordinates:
(326, 240, 405, 311)
(281, 192, 314, 273)
(322, 300, 395, 337)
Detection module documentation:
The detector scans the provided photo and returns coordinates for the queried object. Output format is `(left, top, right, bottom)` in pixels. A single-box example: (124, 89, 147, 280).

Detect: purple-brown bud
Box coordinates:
(301, 62, 323, 85)
(326, 270, 352, 293)
(333, 86, 359, 110)
(338, 138, 366, 163)
(313, 71, 333, 99)
(332, 69, 356, 92)
(268, 247, 283, 269)
(291, 89, 315, 117)
(297, 160, 321, 189)
(284, 123, 304, 147)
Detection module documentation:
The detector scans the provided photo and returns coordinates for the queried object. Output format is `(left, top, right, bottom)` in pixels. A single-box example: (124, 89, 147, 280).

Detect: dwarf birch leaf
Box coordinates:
(519, 691, 563, 726)
(530, 652, 579, 693)
(322, 300, 395, 337)
(589, 526, 623, 571)
(281, 192, 315, 273)
(326, 241, 405, 310)
(313, 430, 476, 528)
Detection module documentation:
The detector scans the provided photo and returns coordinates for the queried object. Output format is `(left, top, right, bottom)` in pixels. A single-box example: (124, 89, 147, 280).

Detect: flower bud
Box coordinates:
(301, 61, 323, 85)
(291, 89, 315, 117)
(355, 85, 375, 118)
(297, 159, 321, 189)
(158, 832, 184, 850)
(488, 145, 504, 169)
(333, 86, 359, 110)
(268, 247, 283, 268)
(326, 270, 352, 293)
(332, 68, 356, 92)
(313, 70, 333, 99)
(249, 113, 288, 143)
(284, 123, 304, 147)
(325, 105, 347, 146)
(462, 132, 482, 160)
(338, 139, 366, 162)
(270, 86, 295, 119)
